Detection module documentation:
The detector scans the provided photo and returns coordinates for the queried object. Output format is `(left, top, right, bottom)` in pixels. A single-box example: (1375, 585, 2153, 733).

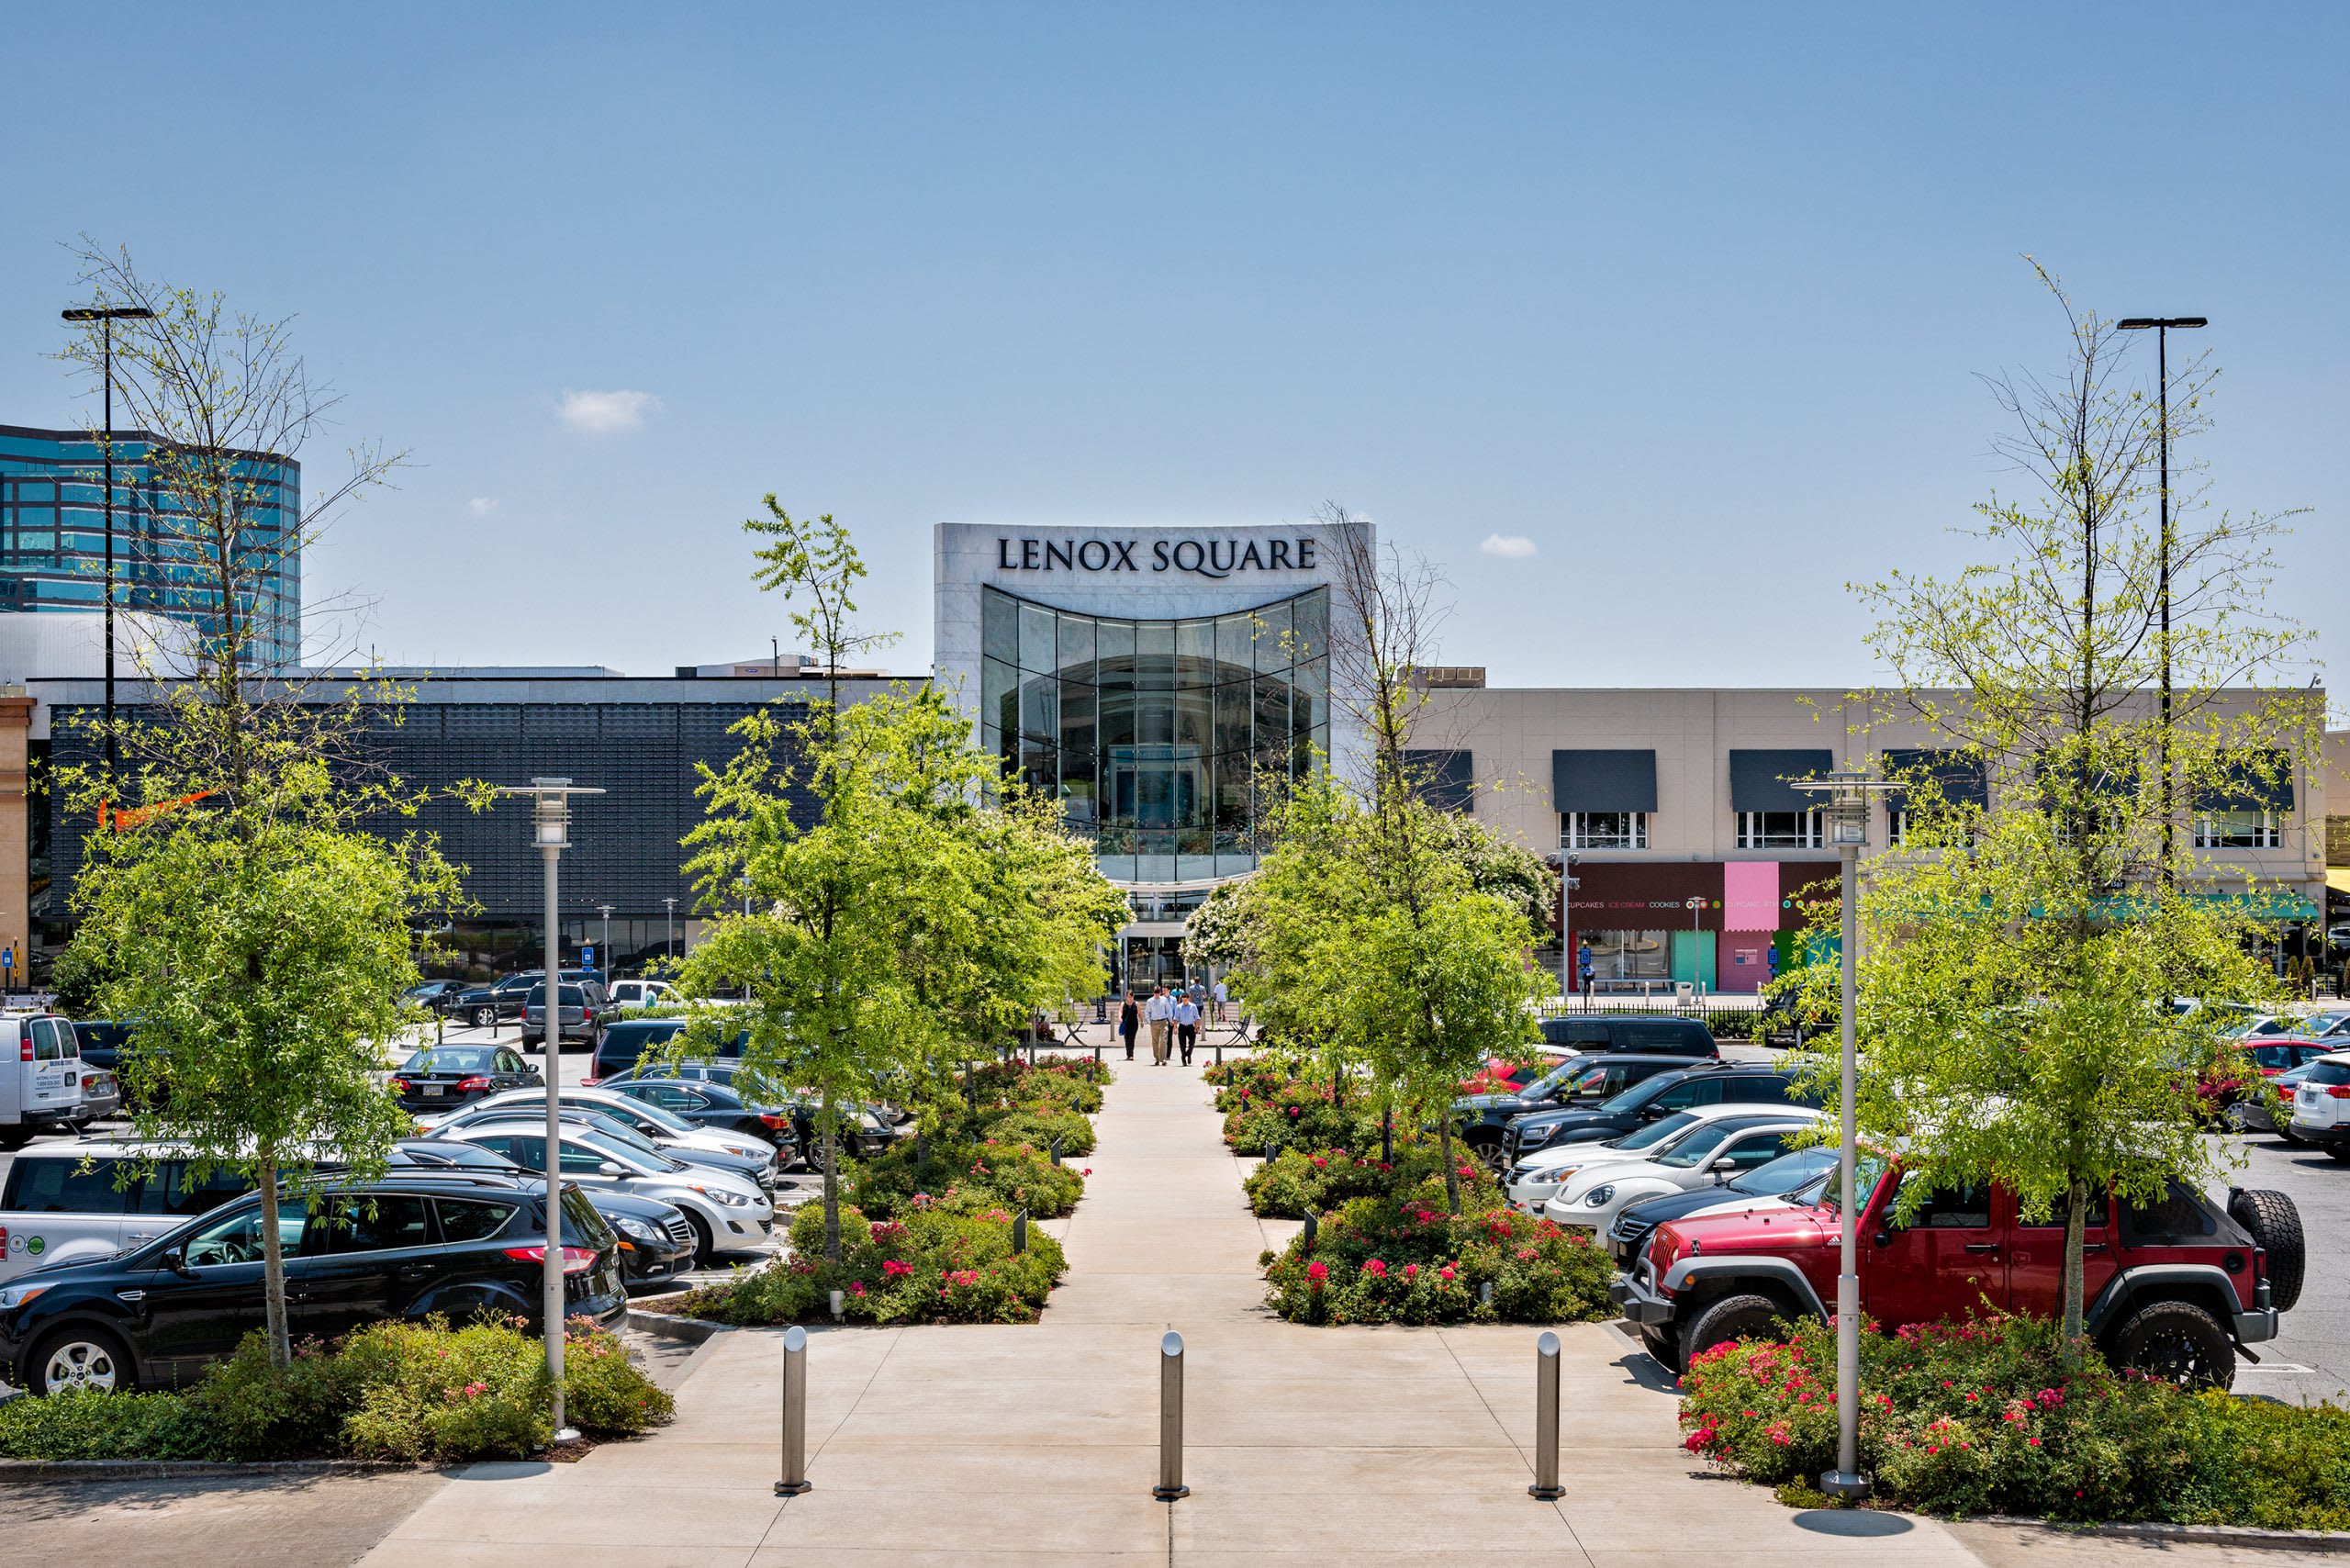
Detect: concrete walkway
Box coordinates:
(351, 1059, 2005, 1565)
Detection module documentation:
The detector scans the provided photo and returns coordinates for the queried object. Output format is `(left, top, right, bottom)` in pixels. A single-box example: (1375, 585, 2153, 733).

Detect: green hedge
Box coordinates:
(1681, 1313, 2350, 1528)
(848, 1133, 1087, 1219)
(671, 1203, 1065, 1326)
(1259, 1175, 1617, 1326)
(0, 1316, 672, 1463)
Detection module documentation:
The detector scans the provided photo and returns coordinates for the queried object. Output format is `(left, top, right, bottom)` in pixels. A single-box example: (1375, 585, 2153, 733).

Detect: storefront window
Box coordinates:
(1562, 811, 1649, 849)
(1737, 811, 1822, 849)
(980, 585, 1330, 884)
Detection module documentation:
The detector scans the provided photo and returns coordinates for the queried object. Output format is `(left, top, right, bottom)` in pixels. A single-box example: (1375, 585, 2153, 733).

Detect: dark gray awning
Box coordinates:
(1551, 750, 1657, 812)
(1729, 749, 1833, 812)
(1404, 749, 1475, 813)
(1880, 748, 1988, 812)
(2196, 748, 2295, 812)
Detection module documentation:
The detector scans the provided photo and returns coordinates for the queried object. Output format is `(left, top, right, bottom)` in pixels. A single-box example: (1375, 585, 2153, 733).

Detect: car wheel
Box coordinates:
(31, 1325, 133, 1395)
(1472, 1138, 1508, 1177)
(1677, 1292, 1789, 1371)
(1640, 1325, 1684, 1373)
(474, 1007, 495, 1028)
(684, 1211, 717, 1266)
(0, 1125, 33, 1151)
(2228, 1189, 2306, 1312)
(2109, 1298, 2234, 1391)
(2326, 1145, 2350, 1164)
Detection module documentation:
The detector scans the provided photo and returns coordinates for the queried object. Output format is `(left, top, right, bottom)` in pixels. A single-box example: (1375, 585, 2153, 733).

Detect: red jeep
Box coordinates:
(1608, 1156, 2303, 1389)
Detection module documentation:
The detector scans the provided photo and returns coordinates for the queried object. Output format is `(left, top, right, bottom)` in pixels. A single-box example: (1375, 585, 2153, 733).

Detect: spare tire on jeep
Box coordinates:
(2228, 1188, 2304, 1312)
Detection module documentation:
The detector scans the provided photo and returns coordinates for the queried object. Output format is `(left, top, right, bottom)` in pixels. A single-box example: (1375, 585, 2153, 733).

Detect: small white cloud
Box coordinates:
(1480, 532, 1539, 559)
(559, 388, 660, 434)
(466, 497, 499, 517)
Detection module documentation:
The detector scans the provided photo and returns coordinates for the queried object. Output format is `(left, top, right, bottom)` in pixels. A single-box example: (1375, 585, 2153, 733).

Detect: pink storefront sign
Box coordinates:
(1722, 861, 1781, 930)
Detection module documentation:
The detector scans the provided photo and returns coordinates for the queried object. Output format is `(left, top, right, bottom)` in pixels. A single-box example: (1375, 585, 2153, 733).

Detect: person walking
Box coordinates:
(1117, 991, 1140, 1060)
(1211, 977, 1228, 1024)
(1174, 991, 1200, 1065)
(1147, 985, 1173, 1064)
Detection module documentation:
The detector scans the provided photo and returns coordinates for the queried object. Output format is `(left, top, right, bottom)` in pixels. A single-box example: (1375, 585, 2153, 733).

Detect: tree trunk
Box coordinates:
(257, 1157, 291, 1369)
(2060, 1175, 2089, 1361)
(821, 1088, 843, 1263)
(1438, 1114, 1462, 1216)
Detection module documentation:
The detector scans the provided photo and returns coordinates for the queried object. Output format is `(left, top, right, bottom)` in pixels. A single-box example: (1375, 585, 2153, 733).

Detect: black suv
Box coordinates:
(0, 1175, 625, 1395)
(1455, 1053, 1711, 1173)
(1502, 1062, 1818, 1164)
(1539, 1015, 1721, 1057)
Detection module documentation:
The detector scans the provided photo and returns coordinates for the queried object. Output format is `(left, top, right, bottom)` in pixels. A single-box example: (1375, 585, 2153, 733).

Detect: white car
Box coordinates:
(2290, 1051, 2350, 1158)
(1539, 1109, 1823, 1235)
(430, 1121, 773, 1262)
(0, 1141, 252, 1282)
(436, 1087, 778, 1180)
(608, 979, 682, 1010)
(1601, 1146, 1841, 1264)
(1505, 1103, 1781, 1214)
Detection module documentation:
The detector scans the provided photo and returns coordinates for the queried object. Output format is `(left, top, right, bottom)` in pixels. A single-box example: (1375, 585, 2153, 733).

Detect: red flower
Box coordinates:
(1363, 1259, 1389, 1279)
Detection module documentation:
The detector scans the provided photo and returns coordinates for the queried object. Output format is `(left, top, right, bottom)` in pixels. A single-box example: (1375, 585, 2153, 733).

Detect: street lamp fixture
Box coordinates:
(663, 896, 677, 962)
(60, 305, 157, 779)
(597, 903, 615, 980)
(1789, 765, 1900, 1503)
(494, 776, 603, 1444)
(2115, 315, 2206, 890)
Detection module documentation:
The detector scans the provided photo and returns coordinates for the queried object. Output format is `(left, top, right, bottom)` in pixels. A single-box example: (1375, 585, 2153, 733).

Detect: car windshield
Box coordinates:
(403, 1047, 497, 1073)
(592, 1095, 696, 1136)
(1606, 1110, 1700, 1152)
(1729, 1147, 1838, 1195)
(565, 1109, 661, 1154)
(1599, 1073, 1685, 1114)
(576, 1127, 682, 1174)
(1818, 1154, 1889, 1215)
(1655, 1120, 1751, 1170)
(1518, 1059, 1590, 1098)
(399, 1140, 515, 1170)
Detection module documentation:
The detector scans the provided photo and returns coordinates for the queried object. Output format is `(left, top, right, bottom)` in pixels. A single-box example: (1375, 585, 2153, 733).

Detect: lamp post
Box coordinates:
(597, 903, 614, 980)
(1683, 896, 1706, 999)
(2116, 315, 2206, 891)
(1553, 852, 1581, 1012)
(663, 896, 677, 962)
(60, 304, 156, 779)
(495, 776, 604, 1444)
(1790, 765, 1898, 1503)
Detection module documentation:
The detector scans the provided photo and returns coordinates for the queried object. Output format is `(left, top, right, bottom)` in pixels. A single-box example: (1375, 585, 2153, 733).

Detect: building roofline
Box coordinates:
(0, 422, 299, 473)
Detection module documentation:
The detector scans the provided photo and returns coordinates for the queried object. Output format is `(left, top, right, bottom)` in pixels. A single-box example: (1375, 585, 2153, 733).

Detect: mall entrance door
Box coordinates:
(1123, 935, 1188, 991)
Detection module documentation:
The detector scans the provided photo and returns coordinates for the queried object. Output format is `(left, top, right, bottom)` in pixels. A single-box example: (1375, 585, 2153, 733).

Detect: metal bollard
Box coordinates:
(1263, 1137, 1276, 1163)
(1049, 1137, 1062, 1166)
(1302, 1212, 1317, 1250)
(1528, 1330, 1563, 1500)
(1154, 1330, 1190, 1500)
(914, 1131, 926, 1166)
(775, 1324, 811, 1495)
(1013, 1210, 1029, 1254)
(1094, 1039, 1102, 1065)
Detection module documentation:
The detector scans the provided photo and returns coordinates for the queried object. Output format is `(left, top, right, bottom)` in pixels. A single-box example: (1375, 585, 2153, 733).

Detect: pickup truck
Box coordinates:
(1609, 1156, 2304, 1391)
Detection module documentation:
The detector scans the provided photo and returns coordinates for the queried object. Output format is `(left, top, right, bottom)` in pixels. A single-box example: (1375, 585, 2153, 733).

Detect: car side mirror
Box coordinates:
(162, 1247, 195, 1277)
(1871, 1230, 1891, 1247)
(598, 1161, 626, 1177)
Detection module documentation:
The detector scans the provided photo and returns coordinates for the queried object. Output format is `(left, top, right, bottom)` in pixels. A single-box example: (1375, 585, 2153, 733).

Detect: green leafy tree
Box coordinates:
(676, 504, 1122, 1260)
(1791, 268, 2312, 1349)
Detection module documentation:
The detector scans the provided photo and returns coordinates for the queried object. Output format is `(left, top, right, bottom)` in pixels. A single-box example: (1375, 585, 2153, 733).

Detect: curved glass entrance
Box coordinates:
(979, 584, 1330, 884)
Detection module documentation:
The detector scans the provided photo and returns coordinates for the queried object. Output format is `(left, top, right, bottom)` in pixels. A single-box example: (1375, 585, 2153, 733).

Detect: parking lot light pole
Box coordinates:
(663, 897, 677, 963)
(60, 304, 156, 780)
(1792, 766, 1896, 1503)
(497, 776, 604, 1443)
(597, 903, 614, 978)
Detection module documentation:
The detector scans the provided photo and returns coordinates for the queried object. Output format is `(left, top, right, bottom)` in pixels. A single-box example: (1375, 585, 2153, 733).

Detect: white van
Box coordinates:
(0, 1141, 251, 1281)
(607, 979, 681, 1011)
(0, 1014, 85, 1149)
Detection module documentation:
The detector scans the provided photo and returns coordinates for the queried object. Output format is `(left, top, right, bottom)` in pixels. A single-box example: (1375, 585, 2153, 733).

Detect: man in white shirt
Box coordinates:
(1146, 986, 1174, 1064)
(1211, 978, 1228, 1024)
(1173, 993, 1201, 1065)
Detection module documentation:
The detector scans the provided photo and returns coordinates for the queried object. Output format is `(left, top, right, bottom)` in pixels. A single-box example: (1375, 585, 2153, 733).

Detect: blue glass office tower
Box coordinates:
(0, 424, 301, 668)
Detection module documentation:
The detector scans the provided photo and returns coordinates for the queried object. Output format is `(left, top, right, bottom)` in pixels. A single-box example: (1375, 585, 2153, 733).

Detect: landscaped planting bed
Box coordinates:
(1243, 1140, 1458, 1218)
(0, 1316, 672, 1463)
(1680, 1312, 2350, 1528)
(1259, 1173, 1617, 1326)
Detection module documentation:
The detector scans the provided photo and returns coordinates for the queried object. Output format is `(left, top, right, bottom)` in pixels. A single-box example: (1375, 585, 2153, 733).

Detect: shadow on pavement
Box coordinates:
(1794, 1507, 1915, 1537)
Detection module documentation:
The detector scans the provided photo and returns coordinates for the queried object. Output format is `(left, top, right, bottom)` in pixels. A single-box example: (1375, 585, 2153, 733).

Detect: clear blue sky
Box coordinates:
(2, 4, 2341, 686)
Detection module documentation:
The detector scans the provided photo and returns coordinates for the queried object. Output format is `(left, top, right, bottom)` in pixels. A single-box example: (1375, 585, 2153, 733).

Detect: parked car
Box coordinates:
(2288, 1052, 2350, 1158)
(588, 1017, 694, 1081)
(1503, 1063, 1818, 1165)
(387, 1044, 542, 1112)
(1538, 1109, 1823, 1234)
(1605, 1147, 1841, 1264)
(1505, 1103, 1794, 1214)
(599, 1077, 800, 1157)
(1756, 988, 1838, 1047)
(607, 979, 682, 1011)
(2199, 1037, 2336, 1122)
(427, 1121, 772, 1262)
(402, 980, 472, 1018)
(1455, 1053, 1712, 1173)
(431, 1090, 779, 1187)
(0, 1014, 86, 1150)
(384, 1141, 697, 1289)
(449, 973, 542, 1028)
(0, 1174, 626, 1394)
(1538, 1014, 1720, 1058)
(520, 981, 615, 1053)
(0, 1142, 252, 1282)
(1610, 1158, 2302, 1389)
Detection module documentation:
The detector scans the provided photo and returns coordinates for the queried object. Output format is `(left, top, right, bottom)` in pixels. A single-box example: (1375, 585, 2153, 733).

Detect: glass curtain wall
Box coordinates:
(980, 585, 1330, 883)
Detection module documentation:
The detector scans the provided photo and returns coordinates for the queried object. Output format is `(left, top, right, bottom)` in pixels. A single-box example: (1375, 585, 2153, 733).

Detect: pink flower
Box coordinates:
(1362, 1259, 1389, 1279)
(1438, 1266, 1456, 1282)
(882, 1259, 912, 1278)
(1305, 1260, 1328, 1286)
(1403, 1263, 1419, 1282)
(1312, 1157, 1328, 1169)
(1082, 1168, 1093, 1176)
(849, 1281, 867, 1296)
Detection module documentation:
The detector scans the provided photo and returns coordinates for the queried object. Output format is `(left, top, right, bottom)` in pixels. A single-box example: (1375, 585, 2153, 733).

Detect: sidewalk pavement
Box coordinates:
(348, 1058, 2265, 1566)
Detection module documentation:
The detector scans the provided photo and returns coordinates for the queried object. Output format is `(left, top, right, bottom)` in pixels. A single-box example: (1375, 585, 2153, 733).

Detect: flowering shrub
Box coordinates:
(1259, 1174, 1616, 1326)
(1220, 1073, 1385, 1157)
(960, 1058, 1110, 1115)
(0, 1316, 672, 1462)
(848, 1134, 1085, 1218)
(1678, 1312, 2350, 1528)
(670, 1202, 1066, 1327)
(1243, 1139, 1460, 1218)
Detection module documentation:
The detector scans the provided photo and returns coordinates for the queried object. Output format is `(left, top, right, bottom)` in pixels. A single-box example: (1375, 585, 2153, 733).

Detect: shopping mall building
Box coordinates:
(0, 517, 2334, 990)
